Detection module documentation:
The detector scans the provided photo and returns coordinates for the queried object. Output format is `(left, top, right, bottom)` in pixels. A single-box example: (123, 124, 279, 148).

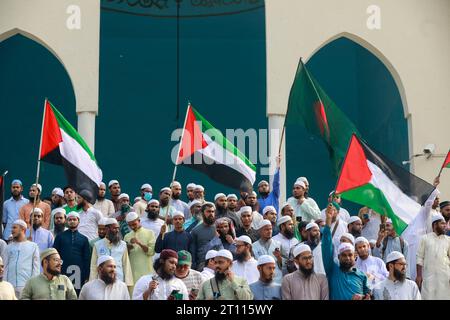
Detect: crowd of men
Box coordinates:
(1, 159, 449, 300)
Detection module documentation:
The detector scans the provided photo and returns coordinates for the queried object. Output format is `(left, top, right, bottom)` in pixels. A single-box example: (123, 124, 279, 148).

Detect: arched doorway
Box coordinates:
(0, 32, 76, 196)
(286, 35, 409, 212)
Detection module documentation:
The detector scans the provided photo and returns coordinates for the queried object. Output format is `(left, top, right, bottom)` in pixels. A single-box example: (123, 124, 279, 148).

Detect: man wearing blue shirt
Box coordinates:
(2, 179, 29, 241)
(257, 156, 281, 214)
(322, 203, 371, 300)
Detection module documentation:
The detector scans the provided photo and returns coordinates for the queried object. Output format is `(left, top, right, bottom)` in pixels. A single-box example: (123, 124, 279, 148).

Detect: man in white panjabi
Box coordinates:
(79, 256, 130, 300)
(231, 236, 259, 285)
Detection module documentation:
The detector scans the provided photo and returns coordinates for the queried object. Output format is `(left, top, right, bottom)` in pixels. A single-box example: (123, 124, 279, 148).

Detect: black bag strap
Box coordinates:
(209, 278, 221, 300)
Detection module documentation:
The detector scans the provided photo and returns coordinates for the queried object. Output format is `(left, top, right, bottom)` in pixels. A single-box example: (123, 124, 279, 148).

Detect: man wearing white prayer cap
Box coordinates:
(184, 200, 203, 233)
(214, 193, 240, 230)
(2, 179, 29, 242)
(322, 207, 370, 300)
(169, 181, 190, 220)
(154, 210, 191, 256)
(235, 206, 260, 243)
(79, 255, 130, 300)
(231, 235, 259, 285)
(193, 185, 205, 202)
(197, 249, 253, 300)
(94, 182, 115, 217)
(286, 178, 321, 223)
(132, 183, 153, 218)
(273, 215, 299, 273)
(226, 194, 238, 212)
(200, 250, 218, 281)
(107, 180, 121, 212)
(373, 251, 421, 300)
(0, 256, 16, 300)
(158, 187, 176, 225)
(354, 236, 388, 289)
(50, 188, 65, 212)
(416, 213, 450, 300)
(186, 183, 197, 203)
(19, 183, 51, 230)
(281, 244, 329, 300)
(347, 216, 363, 238)
(249, 255, 281, 300)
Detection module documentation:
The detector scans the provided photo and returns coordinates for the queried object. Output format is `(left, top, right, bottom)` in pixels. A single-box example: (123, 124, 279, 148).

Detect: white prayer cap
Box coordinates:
(276, 215, 292, 227)
(263, 206, 277, 215)
(31, 183, 42, 193)
(386, 218, 393, 224)
(172, 211, 185, 219)
(194, 185, 204, 191)
(160, 187, 171, 193)
(0, 256, 3, 266)
(281, 203, 291, 211)
(369, 239, 377, 246)
(348, 216, 362, 224)
(239, 206, 252, 214)
(67, 212, 80, 220)
(170, 181, 181, 188)
(186, 183, 196, 189)
(98, 218, 107, 226)
(258, 180, 269, 187)
(52, 187, 64, 197)
(293, 244, 312, 258)
(293, 180, 306, 189)
(125, 212, 139, 223)
(99, 182, 106, 188)
(31, 208, 43, 215)
(216, 249, 233, 261)
(189, 199, 202, 209)
(258, 219, 272, 230)
(341, 233, 355, 245)
(227, 194, 238, 200)
(52, 208, 66, 216)
(257, 255, 276, 266)
(338, 243, 355, 255)
(205, 250, 218, 260)
(108, 180, 119, 187)
(148, 199, 159, 205)
(105, 218, 118, 226)
(140, 183, 152, 190)
(118, 193, 129, 200)
(13, 219, 27, 229)
(431, 214, 445, 224)
(386, 251, 405, 264)
(134, 197, 141, 202)
(97, 255, 115, 267)
(250, 191, 257, 197)
(306, 222, 319, 231)
(214, 193, 227, 201)
(297, 177, 309, 185)
(355, 236, 369, 245)
(235, 235, 252, 245)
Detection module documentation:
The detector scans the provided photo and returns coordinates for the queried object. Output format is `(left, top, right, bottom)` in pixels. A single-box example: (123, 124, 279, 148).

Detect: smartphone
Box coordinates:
(296, 216, 302, 222)
(363, 213, 370, 220)
(379, 223, 386, 231)
(191, 288, 199, 295)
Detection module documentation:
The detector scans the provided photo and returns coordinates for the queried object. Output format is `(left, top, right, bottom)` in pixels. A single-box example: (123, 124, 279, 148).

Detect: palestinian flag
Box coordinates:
(336, 134, 435, 234)
(176, 104, 256, 190)
(40, 99, 102, 202)
(285, 58, 360, 174)
(441, 150, 450, 169)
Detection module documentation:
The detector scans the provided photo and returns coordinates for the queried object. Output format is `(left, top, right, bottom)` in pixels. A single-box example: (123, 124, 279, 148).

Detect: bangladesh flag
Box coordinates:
(40, 100, 102, 202)
(176, 104, 256, 190)
(285, 59, 360, 174)
(336, 134, 435, 234)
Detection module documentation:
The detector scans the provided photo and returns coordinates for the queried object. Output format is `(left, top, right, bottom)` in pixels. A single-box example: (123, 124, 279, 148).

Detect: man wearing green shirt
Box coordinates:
(20, 248, 77, 300)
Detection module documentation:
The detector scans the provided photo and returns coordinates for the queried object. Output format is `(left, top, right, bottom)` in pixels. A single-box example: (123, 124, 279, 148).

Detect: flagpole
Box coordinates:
(30, 98, 48, 241)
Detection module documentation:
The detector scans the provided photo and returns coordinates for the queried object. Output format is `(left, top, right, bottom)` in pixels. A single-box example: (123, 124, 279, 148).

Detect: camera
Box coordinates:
(423, 144, 435, 157)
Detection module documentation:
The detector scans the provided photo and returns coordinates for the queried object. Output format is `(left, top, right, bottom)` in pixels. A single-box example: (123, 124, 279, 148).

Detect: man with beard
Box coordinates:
(286, 180, 320, 223)
(184, 200, 203, 232)
(51, 208, 67, 237)
(272, 216, 298, 274)
(197, 249, 252, 300)
(354, 237, 388, 289)
(2, 179, 29, 241)
(416, 214, 450, 300)
(257, 155, 281, 214)
(226, 194, 238, 212)
(79, 256, 130, 300)
(3, 220, 40, 298)
(439, 201, 450, 236)
(112, 193, 132, 237)
(190, 202, 217, 271)
(108, 180, 122, 212)
(347, 216, 363, 238)
(90, 218, 134, 290)
(235, 206, 260, 242)
(77, 190, 103, 242)
(133, 183, 153, 217)
(373, 251, 421, 300)
(62, 186, 79, 214)
(25, 208, 54, 252)
(186, 183, 196, 205)
(155, 211, 191, 253)
(158, 188, 177, 229)
(49, 188, 65, 231)
(249, 255, 281, 300)
(53, 212, 91, 292)
(231, 236, 258, 285)
(20, 248, 77, 300)
(236, 205, 263, 231)
(89, 218, 107, 248)
(281, 203, 302, 241)
(206, 217, 237, 258)
(19, 183, 51, 230)
(322, 205, 370, 300)
(193, 185, 205, 203)
(281, 244, 328, 300)
(94, 182, 115, 217)
(174, 250, 203, 300)
(320, 191, 351, 223)
(169, 181, 190, 219)
(132, 249, 188, 300)
(244, 191, 260, 214)
(214, 193, 240, 229)
(0, 256, 17, 300)
(252, 220, 283, 284)
(141, 199, 165, 237)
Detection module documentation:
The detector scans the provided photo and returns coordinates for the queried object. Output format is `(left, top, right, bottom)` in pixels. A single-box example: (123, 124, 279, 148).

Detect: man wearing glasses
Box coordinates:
(20, 248, 77, 300)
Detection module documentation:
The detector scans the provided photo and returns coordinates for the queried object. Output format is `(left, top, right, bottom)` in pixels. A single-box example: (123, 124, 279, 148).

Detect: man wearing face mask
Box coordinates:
(77, 189, 104, 242)
(94, 182, 115, 217)
(133, 183, 153, 218)
(112, 193, 132, 237)
(19, 183, 51, 230)
(141, 200, 165, 237)
(169, 181, 190, 220)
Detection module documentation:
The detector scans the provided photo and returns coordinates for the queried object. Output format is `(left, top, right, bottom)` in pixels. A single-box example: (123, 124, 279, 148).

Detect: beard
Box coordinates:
(97, 194, 105, 200)
(350, 229, 362, 237)
(203, 215, 215, 225)
(107, 231, 121, 245)
(76, 201, 86, 210)
(393, 269, 406, 282)
(283, 229, 294, 239)
(235, 251, 248, 263)
(259, 191, 269, 197)
(159, 268, 174, 280)
(299, 265, 314, 277)
(172, 193, 180, 200)
(339, 261, 354, 270)
(32, 223, 41, 230)
(147, 210, 159, 220)
(100, 271, 116, 285)
(310, 235, 320, 246)
(29, 195, 37, 202)
(214, 271, 226, 283)
(160, 199, 169, 207)
(46, 266, 61, 276)
(54, 223, 66, 233)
